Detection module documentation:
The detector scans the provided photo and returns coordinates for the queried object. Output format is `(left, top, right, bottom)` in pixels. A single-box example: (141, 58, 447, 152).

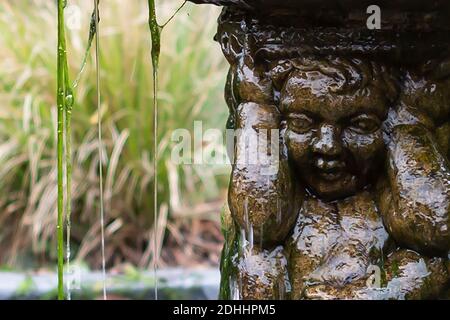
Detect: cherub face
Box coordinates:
(281, 69, 389, 200)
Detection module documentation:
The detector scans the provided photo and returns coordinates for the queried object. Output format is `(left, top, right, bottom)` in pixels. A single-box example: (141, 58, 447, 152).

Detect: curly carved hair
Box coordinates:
(270, 56, 400, 104)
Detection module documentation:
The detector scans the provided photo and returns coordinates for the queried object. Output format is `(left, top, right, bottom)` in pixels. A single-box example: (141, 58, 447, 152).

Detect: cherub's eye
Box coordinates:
(288, 114, 315, 133)
(348, 114, 380, 134)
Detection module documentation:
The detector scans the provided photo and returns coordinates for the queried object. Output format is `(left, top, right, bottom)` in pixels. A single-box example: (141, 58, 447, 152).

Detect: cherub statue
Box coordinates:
(217, 9, 450, 300)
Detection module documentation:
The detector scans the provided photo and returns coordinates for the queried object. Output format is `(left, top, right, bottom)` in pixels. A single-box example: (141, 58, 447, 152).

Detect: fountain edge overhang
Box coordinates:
(187, 0, 450, 65)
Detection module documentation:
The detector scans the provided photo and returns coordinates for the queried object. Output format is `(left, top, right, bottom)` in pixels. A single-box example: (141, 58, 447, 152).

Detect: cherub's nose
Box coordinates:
(312, 124, 343, 157)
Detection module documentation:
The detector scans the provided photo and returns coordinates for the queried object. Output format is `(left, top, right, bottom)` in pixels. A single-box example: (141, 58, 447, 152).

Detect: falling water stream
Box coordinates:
(57, 0, 187, 300)
(64, 35, 74, 302)
(72, 4, 99, 90)
(147, 0, 186, 300)
(93, 0, 107, 301)
(67, 3, 101, 297)
(147, 0, 160, 300)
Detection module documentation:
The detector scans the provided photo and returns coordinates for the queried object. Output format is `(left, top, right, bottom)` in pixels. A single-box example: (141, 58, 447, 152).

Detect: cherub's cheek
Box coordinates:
(285, 129, 314, 162)
(342, 129, 385, 161)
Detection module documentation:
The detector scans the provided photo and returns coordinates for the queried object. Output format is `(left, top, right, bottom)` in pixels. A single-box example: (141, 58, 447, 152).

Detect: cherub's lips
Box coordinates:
(313, 158, 346, 181)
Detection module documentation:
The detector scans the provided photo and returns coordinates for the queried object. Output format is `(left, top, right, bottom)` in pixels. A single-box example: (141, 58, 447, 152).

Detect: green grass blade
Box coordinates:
(56, 0, 67, 300)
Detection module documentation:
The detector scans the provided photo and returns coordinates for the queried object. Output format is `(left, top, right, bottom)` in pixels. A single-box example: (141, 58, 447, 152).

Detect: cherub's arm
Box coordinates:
(218, 11, 301, 299)
(229, 100, 300, 247)
(227, 53, 300, 300)
(379, 61, 450, 256)
(380, 124, 450, 256)
(219, 12, 301, 251)
(378, 249, 449, 300)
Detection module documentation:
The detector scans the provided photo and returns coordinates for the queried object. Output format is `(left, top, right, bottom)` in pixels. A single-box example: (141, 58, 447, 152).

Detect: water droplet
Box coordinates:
(65, 94, 74, 108)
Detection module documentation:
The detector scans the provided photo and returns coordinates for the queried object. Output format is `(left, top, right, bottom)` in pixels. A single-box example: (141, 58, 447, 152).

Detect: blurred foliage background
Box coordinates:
(0, 0, 229, 271)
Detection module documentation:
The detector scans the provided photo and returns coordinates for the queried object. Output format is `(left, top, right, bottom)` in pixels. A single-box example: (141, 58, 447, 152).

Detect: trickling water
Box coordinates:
(147, 0, 186, 300)
(94, 0, 107, 301)
(230, 277, 240, 300)
(276, 198, 281, 224)
(147, 0, 160, 300)
(248, 224, 254, 252)
(240, 199, 248, 258)
(259, 225, 263, 248)
(72, 4, 98, 89)
(243, 197, 254, 251)
(63, 9, 74, 297)
(64, 89, 73, 300)
(224, 19, 254, 301)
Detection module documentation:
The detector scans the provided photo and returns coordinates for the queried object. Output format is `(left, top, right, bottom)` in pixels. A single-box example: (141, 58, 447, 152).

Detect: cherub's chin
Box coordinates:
(305, 173, 359, 201)
(317, 170, 345, 181)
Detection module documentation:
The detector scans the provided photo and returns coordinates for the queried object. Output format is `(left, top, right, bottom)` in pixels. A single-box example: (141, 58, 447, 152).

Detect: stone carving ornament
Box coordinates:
(188, 0, 450, 299)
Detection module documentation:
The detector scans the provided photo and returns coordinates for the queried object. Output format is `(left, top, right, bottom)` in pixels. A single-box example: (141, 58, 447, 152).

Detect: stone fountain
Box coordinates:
(188, 0, 450, 299)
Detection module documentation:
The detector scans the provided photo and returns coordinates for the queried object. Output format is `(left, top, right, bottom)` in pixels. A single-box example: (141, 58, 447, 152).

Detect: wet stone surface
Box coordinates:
(188, 0, 450, 299)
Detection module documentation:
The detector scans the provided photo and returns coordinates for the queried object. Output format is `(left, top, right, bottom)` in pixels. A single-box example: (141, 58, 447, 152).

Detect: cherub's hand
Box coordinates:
(236, 246, 289, 300)
(229, 102, 302, 247)
(359, 250, 448, 300)
(304, 249, 449, 300)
